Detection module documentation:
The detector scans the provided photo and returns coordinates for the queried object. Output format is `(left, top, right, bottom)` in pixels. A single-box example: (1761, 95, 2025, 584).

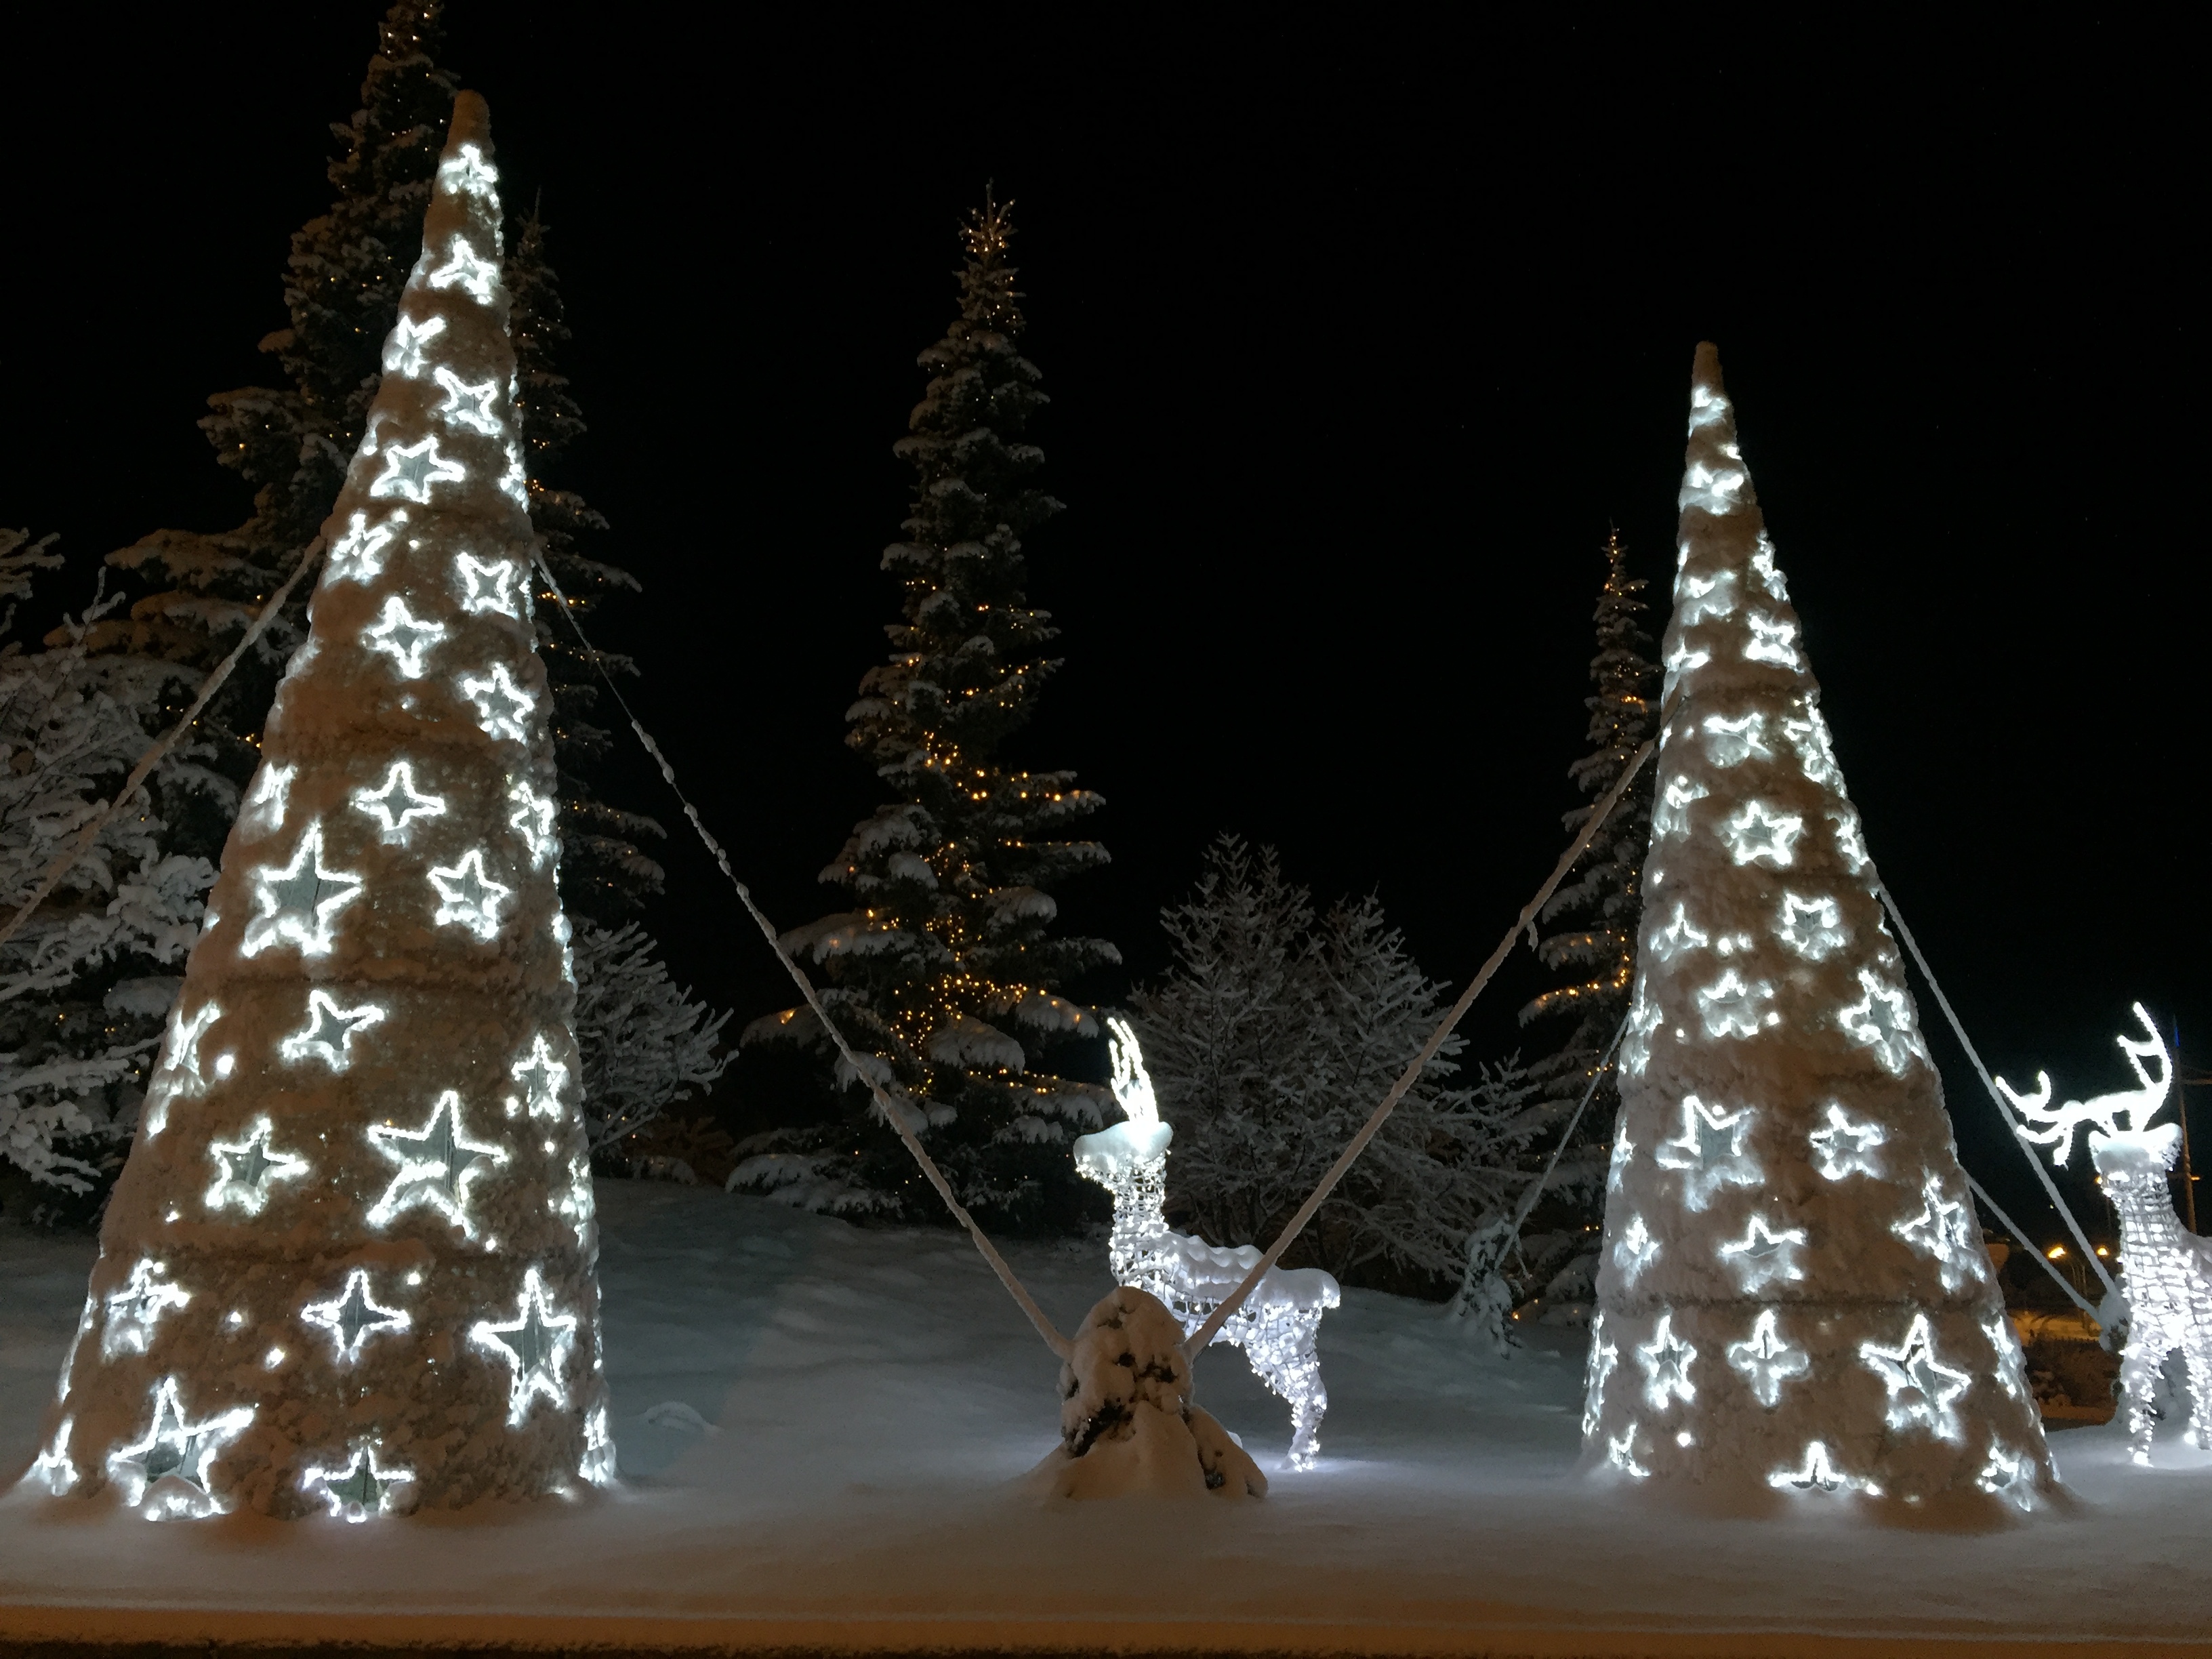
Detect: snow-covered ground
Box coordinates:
(3, 1180, 2208, 1654)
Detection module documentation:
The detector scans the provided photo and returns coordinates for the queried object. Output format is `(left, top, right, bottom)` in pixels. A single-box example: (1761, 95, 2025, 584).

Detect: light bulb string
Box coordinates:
(529, 553, 1071, 1361)
(1183, 738, 1656, 1361)
(0, 539, 327, 965)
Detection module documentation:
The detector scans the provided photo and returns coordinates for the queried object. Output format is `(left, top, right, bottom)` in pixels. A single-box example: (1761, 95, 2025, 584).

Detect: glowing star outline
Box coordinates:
(106, 1376, 254, 1518)
(1650, 901, 1709, 965)
(327, 507, 408, 583)
(1776, 891, 1847, 960)
(432, 365, 504, 435)
(1635, 1312, 1696, 1410)
(1694, 967, 1778, 1039)
(1653, 775, 1710, 842)
(1606, 1130, 1635, 1196)
(382, 314, 447, 378)
(303, 1441, 415, 1522)
(1582, 1314, 1618, 1437)
(428, 848, 513, 939)
(240, 762, 295, 838)
(1840, 968, 1929, 1076)
(1719, 801, 1803, 867)
(1620, 981, 1663, 1079)
(1681, 458, 1747, 515)
(1726, 1309, 1811, 1408)
(427, 234, 500, 304)
(470, 1267, 579, 1426)
(1612, 1212, 1660, 1286)
(352, 760, 447, 843)
(506, 777, 557, 866)
(1701, 712, 1771, 766)
(1653, 1095, 1760, 1212)
(497, 441, 529, 506)
(1744, 610, 1803, 669)
(1809, 1102, 1885, 1181)
(1982, 1313, 2030, 1401)
(459, 663, 536, 743)
(1860, 1313, 1971, 1441)
(143, 998, 224, 1136)
(457, 554, 527, 619)
(205, 1118, 309, 1215)
(362, 595, 448, 679)
(1768, 1441, 1862, 1494)
(436, 140, 499, 200)
(26, 1417, 77, 1495)
(101, 1260, 191, 1359)
(1750, 534, 1790, 600)
(368, 434, 468, 505)
(1829, 806, 1873, 875)
(1662, 639, 1711, 694)
(367, 1090, 508, 1236)
(1892, 1172, 1986, 1290)
(506, 1033, 570, 1120)
(1717, 1214, 1809, 1292)
(1978, 1443, 2035, 1511)
(1604, 1424, 1650, 1479)
(279, 989, 387, 1072)
(241, 822, 364, 958)
(1677, 568, 1738, 624)
(1780, 706, 1841, 787)
(301, 1268, 411, 1361)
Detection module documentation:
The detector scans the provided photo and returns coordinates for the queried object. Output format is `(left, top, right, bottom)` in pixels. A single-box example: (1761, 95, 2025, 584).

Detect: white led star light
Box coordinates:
(1982, 1313, 2032, 1402)
(1653, 1095, 1760, 1211)
(1606, 1130, 1635, 1195)
(1776, 891, 1847, 960)
(1726, 1309, 1810, 1407)
(1582, 1316, 1619, 1436)
(352, 760, 447, 842)
(436, 140, 499, 200)
(241, 822, 363, 958)
(1605, 1425, 1650, 1479)
(1891, 1172, 1986, 1290)
(459, 663, 536, 742)
(1694, 968, 1778, 1038)
(1978, 1443, 2036, 1512)
(1700, 712, 1771, 766)
(1840, 968, 1929, 1075)
(1743, 611, 1803, 669)
(457, 554, 527, 619)
(1636, 1313, 1697, 1408)
(106, 1376, 254, 1519)
(1807, 1102, 1885, 1181)
(141, 998, 224, 1136)
(1651, 901, 1713, 964)
(327, 506, 409, 584)
(205, 1118, 310, 1215)
(497, 438, 529, 506)
(1662, 639, 1711, 697)
(382, 314, 446, 378)
(369, 434, 468, 504)
(506, 1033, 570, 1120)
(1612, 1212, 1660, 1286)
(102, 1260, 191, 1359)
(1652, 774, 1710, 840)
(1680, 457, 1748, 515)
(506, 777, 557, 866)
(1859, 1313, 1970, 1441)
(26, 1416, 78, 1495)
(1718, 1214, 1809, 1292)
(1620, 980, 1663, 1078)
(1749, 533, 1789, 600)
(301, 1268, 411, 1361)
(362, 595, 448, 678)
(1828, 804, 1872, 874)
(1719, 801, 1803, 867)
(368, 1090, 508, 1236)
(429, 848, 512, 937)
(240, 762, 295, 838)
(303, 1441, 416, 1522)
(279, 989, 386, 1071)
(432, 365, 504, 435)
(1767, 1441, 1874, 1496)
(471, 1267, 579, 1426)
(1780, 705, 1842, 787)
(427, 233, 500, 304)
(1677, 569, 1738, 624)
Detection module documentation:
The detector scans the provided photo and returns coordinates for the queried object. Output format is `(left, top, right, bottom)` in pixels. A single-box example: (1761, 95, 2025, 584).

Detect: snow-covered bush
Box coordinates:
(569, 918, 731, 1155)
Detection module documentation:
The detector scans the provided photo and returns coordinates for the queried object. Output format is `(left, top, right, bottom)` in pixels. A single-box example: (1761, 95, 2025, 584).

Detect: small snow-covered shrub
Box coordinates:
(569, 918, 731, 1155)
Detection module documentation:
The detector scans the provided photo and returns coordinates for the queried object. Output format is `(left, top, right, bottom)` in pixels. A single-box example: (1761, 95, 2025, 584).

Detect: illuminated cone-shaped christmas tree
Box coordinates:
(24, 93, 611, 1519)
(1583, 344, 2052, 1511)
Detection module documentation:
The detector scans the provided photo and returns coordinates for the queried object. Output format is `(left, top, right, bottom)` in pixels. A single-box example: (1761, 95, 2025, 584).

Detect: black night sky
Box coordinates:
(5, 11, 2200, 1245)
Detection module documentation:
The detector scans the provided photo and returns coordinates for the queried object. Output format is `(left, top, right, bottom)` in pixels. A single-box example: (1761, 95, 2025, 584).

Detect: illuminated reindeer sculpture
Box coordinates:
(1996, 1003, 2212, 1462)
(1072, 1019, 1340, 1468)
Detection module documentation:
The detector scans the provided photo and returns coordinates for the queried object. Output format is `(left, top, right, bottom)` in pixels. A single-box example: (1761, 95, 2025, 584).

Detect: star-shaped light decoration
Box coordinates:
(428, 848, 513, 939)
(551, 1153, 596, 1250)
(1677, 567, 1737, 625)
(101, 1260, 191, 1359)
(1750, 532, 1790, 600)
(506, 777, 557, 867)
(1780, 704, 1841, 787)
(1662, 638, 1711, 699)
(142, 999, 224, 1136)
(239, 762, 295, 840)
(1651, 774, 1710, 842)
(1860, 1313, 1971, 1441)
(457, 554, 527, 619)
(105, 1375, 254, 1518)
(1652, 1094, 1760, 1212)
(369, 434, 469, 506)
(1743, 610, 1803, 669)
(26, 1417, 78, 1494)
(1694, 967, 1778, 1039)
(352, 761, 447, 843)
(1807, 1101, 1885, 1181)
(278, 989, 386, 1073)
(1581, 1316, 1618, 1437)
(1767, 1440, 1862, 1495)
(1605, 1425, 1650, 1479)
(301, 1268, 411, 1361)
(381, 314, 446, 379)
(1981, 1313, 2031, 1402)
(428, 233, 500, 304)
(459, 663, 536, 743)
(362, 595, 449, 679)
(1841, 968, 1929, 1076)
(1605, 1130, 1635, 1196)
(1978, 1443, 2036, 1512)
(1700, 712, 1771, 766)
(470, 1267, 579, 1426)
(1827, 804, 1873, 874)
(432, 365, 504, 436)
(204, 1118, 309, 1215)
(436, 139, 499, 201)
(506, 1033, 570, 1120)
(1776, 891, 1847, 960)
(367, 1090, 508, 1235)
(1891, 1172, 1986, 1290)
(303, 1441, 415, 1523)
(497, 439, 529, 506)
(1635, 1311, 1697, 1410)
(327, 507, 409, 583)
(1718, 1214, 1809, 1292)
(1649, 901, 1710, 964)
(1620, 979, 1664, 1079)
(1611, 1212, 1660, 1286)
(1725, 1309, 1811, 1408)
(241, 823, 363, 958)
(1719, 800, 1803, 868)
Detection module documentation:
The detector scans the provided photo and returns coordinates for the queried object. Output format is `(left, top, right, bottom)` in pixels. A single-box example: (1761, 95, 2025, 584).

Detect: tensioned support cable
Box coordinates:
(0, 541, 325, 961)
(1509, 1011, 1630, 1246)
(529, 554, 1072, 1361)
(1877, 884, 2122, 1305)
(1182, 739, 1656, 1361)
(1961, 1166, 2101, 1320)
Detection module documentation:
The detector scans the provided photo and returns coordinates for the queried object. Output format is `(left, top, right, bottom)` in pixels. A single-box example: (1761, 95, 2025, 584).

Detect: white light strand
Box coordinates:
(279, 989, 386, 1072)
(428, 848, 512, 937)
(352, 760, 447, 842)
(367, 1090, 509, 1237)
(300, 1268, 411, 1362)
(205, 1118, 310, 1215)
(470, 1266, 578, 1427)
(241, 823, 363, 958)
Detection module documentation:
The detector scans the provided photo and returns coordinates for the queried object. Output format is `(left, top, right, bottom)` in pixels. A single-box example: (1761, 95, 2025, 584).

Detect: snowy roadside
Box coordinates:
(2, 1180, 2207, 1654)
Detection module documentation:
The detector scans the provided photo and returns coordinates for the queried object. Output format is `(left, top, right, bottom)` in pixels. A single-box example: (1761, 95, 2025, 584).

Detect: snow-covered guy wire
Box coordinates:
(0, 541, 325, 957)
(525, 552, 1072, 1360)
(1483, 1010, 1631, 1279)
(1184, 737, 1656, 1360)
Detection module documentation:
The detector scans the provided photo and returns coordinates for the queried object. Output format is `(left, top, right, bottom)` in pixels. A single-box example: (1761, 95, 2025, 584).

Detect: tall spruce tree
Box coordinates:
(738, 196, 1118, 1229)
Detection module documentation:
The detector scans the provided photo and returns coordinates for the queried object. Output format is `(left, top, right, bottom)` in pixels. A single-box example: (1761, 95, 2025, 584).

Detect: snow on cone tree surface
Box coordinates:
(22, 94, 611, 1521)
(1584, 344, 2053, 1511)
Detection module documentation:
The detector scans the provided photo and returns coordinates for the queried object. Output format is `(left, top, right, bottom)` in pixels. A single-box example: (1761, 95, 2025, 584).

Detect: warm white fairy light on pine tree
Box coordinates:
(1584, 343, 2054, 1509)
(20, 94, 611, 1519)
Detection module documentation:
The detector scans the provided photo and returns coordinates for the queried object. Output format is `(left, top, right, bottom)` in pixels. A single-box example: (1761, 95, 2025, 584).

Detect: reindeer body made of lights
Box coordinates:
(1996, 1002, 2212, 1463)
(1072, 1020, 1341, 1469)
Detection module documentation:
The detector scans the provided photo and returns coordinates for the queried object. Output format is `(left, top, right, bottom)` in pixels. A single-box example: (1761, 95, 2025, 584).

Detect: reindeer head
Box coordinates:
(1994, 1002, 2173, 1169)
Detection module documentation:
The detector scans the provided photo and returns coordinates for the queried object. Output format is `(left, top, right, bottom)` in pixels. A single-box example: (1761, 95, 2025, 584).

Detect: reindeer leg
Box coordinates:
(1238, 1308, 1328, 1469)
(2118, 1332, 2169, 1465)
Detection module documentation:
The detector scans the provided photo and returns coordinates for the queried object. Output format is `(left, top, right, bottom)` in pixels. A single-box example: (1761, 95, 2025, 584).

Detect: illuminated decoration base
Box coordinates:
(1999, 1004, 2212, 1465)
(1584, 344, 2055, 1509)
(21, 95, 609, 1518)
(1073, 1021, 1340, 1469)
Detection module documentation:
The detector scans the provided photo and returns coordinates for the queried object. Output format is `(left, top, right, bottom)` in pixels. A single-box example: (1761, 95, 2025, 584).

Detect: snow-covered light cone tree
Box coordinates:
(1584, 344, 2053, 1511)
(24, 94, 612, 1520)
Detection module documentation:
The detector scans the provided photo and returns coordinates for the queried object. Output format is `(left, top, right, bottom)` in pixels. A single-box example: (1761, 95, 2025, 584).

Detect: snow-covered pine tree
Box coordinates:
(1584, 343, 2051, 1510)
(26, 98, 611, 1516)
(737, 195, 1117, 1229)
(0, 533, 215, 1215)
(1132, 836, 1529, 1287)
(569, 920, 729, 1155)
(1498, 531, 1659, 1317)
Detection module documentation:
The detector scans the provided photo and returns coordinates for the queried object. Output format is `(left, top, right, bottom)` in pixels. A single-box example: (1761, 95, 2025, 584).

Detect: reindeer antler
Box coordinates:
(1996, 1002, 2174, 1164)
(2112, 1001, 2172, 1133)
(1993, 1069, 2099, 1166)
(1107, 1016, 1161, 1129)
